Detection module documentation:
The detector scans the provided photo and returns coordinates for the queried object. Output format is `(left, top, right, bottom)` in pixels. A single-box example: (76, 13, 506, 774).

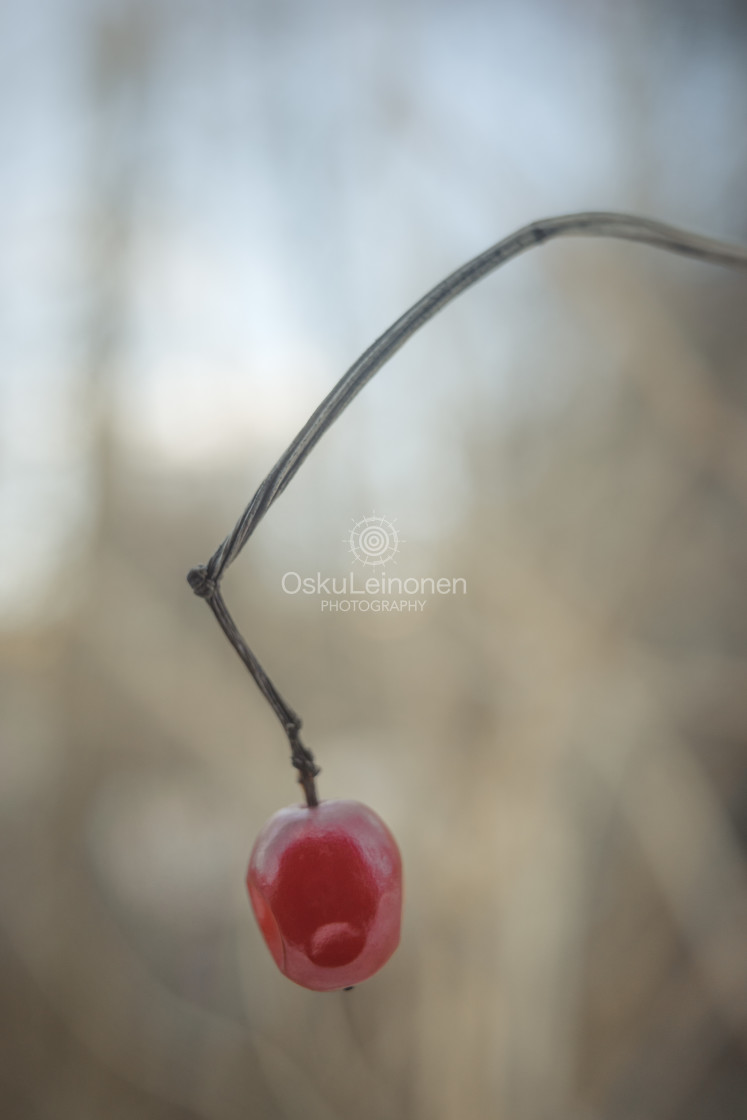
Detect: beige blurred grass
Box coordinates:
(2, 244, 747, 1119)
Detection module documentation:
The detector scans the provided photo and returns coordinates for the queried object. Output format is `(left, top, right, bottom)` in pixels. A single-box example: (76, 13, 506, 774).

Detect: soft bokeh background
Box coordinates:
(2, 1, 747, 1117)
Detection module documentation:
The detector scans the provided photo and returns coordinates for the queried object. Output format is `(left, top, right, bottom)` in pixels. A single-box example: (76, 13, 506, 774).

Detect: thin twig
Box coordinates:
(187, 210, 747, 804)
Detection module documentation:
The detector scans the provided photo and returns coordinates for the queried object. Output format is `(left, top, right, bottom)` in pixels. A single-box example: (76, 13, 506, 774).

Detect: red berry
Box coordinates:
(247, 798, 402, 991)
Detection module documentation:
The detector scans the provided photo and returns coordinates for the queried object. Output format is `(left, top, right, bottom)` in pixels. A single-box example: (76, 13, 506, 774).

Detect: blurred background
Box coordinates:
(2, 1, 747, 1117)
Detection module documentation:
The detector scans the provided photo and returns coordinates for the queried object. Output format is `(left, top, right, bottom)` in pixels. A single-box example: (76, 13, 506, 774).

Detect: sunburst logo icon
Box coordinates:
(346, 515, 401, 567)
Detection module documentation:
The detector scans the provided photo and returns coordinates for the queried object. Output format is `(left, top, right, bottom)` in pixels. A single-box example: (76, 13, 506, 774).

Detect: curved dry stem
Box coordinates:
(187, 210, 747, 802)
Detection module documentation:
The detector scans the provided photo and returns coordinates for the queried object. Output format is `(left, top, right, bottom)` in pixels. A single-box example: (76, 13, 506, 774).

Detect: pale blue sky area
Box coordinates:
(1, 0, 746, 621)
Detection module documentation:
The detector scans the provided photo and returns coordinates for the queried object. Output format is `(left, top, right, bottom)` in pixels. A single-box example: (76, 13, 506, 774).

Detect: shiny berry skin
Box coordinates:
(247, 799, 402, 991)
